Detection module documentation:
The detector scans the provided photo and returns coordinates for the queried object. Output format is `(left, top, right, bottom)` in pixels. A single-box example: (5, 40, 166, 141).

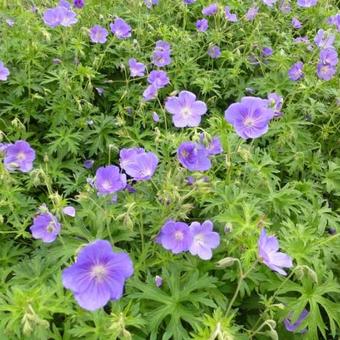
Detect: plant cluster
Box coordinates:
(0, 0, 339, 339)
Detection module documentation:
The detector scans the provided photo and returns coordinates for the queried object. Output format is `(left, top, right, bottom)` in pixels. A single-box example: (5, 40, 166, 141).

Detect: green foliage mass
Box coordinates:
(0, 0, 339, 339)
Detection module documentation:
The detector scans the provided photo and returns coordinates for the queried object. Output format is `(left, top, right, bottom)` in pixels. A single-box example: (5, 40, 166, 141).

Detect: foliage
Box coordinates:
(0, 0, 339, 339)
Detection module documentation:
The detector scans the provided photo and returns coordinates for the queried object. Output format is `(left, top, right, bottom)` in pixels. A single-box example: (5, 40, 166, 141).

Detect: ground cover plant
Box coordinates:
(0, 0, 339, 339)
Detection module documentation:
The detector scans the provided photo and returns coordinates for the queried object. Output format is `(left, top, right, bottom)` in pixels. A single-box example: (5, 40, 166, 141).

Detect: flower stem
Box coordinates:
(226, 259, 258, 316)
(248, 267, 297, 337)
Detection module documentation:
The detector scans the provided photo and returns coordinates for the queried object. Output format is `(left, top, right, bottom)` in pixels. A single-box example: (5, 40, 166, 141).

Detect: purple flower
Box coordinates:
(316, 63, 337, 80)
(94, 165, 127, 195)
(268, 92, 283, 116)
(143, 85, 158, 101)
(59, 0, 71, 8)
(208, 45, 221, 59)
(314, 29, 335, 49)
(73, 0, 85, 8)
(0, 143, 9, 153)
(6, 19, 15, 27)
(202, 3, 218, 16)
(328, 13, 340, 33)
(3, 140, 36, 173)
(279, 0, 291, 13)
(151, 41, 172, 67)
(245, 6, 259, 21)
(288, 62, 304, 81)
(225, 6, 237, 22)
(292, 17, 302, 29)
(152, 112, 160, 122)
(119, 147, 158, 181)
(43, 7, 65, 27)
(258, 228, 293, 276)
(293, 37, 308, 44)
(148, 70, 169, 89)
(128, 58, 145, 77)
(89, 25, 108, 44)
(165, 91, 207, 128)
(0, 61, 10, 81)
(196, 18, 208, 32)
(262, 47, 273, 57)
(224, 97, 274, 139)
(144, 0, 159, 8)
(30, 212, 61, 243)
(186, 176, 195, 185)
(155, 40, 171, 52)
(206, 137, 223, 155)
(262, 0, 277, 6)
(125, 183, 136, 193)
(177, 142, 211, 171)
(284, 309, 309, 333)
(110, 18, 131, 39)
(189, 221, 220, 260)
(155, 275, 163, 287)
(156, 220, 193, 254)
(95, 87, 104, 96)
(297, 0, 317, 7)
(319, 48, 338, 66)
(60, 7, 77, 26)
(152, 50, 171, 67)
(183, 0, 196, 4)
(43, 5, 77, 27)
(62, 240, 133, 311)
(52, 58, 62, 64)
(63, 206, 76, 217)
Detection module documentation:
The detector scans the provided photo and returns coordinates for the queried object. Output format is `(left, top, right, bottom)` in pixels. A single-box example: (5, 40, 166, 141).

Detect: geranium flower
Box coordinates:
(89, 25, 108, 44)
(288, 62, 304, 81)
(128, 58, 145, 77)
(177, 141, 211, 171)
(202, 3, 218, 16)
(94, 165, 127, 195)
(3, 140, 36, 172)
(297, 0, 317, 7)
(148, 70, 169, 89)
(119, 148, 158, 181)
(258, 228, 293, 275)
(62, 240, 133, 311)
(284, 309, 309, 333)
(30, 212, 61, 243)
(165, 91, 207, 127)
(110, 18, 131, 39)
(156, 220, 193, 254)
(224, 96, 274, 139)
(189, 220, 220, 260)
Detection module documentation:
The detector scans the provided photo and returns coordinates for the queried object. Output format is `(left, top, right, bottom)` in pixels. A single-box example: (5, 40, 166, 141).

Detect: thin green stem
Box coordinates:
(156, 97, 168, 131)
(226, 259, 258, 316)
(316, 233, 340, 247)
(227, 138, 243, 183)
(248, 267, 297, 337)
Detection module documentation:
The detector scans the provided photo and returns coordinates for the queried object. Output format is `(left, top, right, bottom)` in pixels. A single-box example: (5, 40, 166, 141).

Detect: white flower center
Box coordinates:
(174, 231, 184, 240)
(321, 65, 329, 73)
(17, 152, 26, 161)
(244, 117, 254, 128)
(181, 107, 191, 117)
(102, 180, 111, 190)
(91, 264, 107, 281)
(194, 233, 205, 246)
(46, 221, 56, 233)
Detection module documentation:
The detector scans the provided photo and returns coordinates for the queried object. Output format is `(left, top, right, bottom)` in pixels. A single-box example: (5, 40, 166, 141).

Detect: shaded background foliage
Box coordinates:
(0, 0, 339, 339)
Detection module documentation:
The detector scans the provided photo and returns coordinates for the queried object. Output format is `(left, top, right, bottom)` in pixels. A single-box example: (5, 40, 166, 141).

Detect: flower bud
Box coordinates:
(216, 257, 237, 268)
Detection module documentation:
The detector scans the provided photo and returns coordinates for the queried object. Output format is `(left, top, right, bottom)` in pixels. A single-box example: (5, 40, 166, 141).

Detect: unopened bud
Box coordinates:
(216, 257, 237, 268)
